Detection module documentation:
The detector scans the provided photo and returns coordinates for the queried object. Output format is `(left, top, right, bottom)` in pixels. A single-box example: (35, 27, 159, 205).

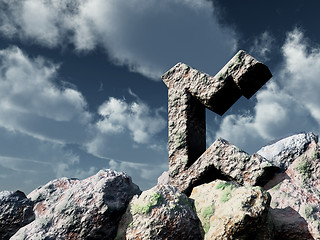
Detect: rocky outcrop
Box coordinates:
(116, 184, 202, 240)
(257, 132, 318, 171)
(265, 141, 320, 239)
(190, 180, 272, 240)
(0, 191, 34, 240)
(172, 138, 279, 195)
(4, 47, 320, 239)
(3, 133, 320, 239)
(11, 169, 141, 240)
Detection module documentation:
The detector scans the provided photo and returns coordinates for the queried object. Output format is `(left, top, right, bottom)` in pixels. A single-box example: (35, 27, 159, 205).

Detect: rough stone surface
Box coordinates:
(0, 190, 34, 240)
(171, 138, 279, 195)
(257, 132, 318, 171)
(190, 180, 272, 240)
(265, 141, 320, 239)
(162, 50, 272, 192)
(157, 171, 169, 185)
(11, 169, 141, 240)
(115, 184, 202, 240)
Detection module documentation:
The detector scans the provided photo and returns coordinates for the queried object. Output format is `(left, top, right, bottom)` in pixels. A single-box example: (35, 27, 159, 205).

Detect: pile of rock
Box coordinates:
(1, 132, 319, 239)
(1, 52, 320, 239)
(5, 170, 141, 240)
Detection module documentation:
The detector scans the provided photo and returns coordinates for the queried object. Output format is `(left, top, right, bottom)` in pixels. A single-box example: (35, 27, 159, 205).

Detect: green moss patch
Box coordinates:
(296, 159, 312, 179)
(132, 192, 163, 215)
(216, 182, 236, 203)
(202, 205, 214, 233)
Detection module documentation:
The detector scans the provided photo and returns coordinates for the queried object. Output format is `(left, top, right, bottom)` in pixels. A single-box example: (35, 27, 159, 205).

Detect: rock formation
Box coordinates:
(0, 191, 34, 240)
(161, 50, 273, 194)
(2, 133, 320, 239)
(116, 184, 202, 240)
(10, 169, 140, 240)
(171, 138, 279, 195)
(190, 180, 272, 239)
(261, 134, 320, 239)
(2, 51, 320, 239)
(257, 132, 318, 171)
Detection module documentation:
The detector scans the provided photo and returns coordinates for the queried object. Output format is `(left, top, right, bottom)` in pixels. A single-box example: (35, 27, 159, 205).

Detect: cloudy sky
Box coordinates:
(0, 0, 320, 194)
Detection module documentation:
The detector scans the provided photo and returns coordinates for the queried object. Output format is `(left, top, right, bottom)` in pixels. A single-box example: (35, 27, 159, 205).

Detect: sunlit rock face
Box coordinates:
(116, 184, 202, 240)
(11, 169, 141, 240)
(257, 132, 318, 171)
(190, 180, 272, 240)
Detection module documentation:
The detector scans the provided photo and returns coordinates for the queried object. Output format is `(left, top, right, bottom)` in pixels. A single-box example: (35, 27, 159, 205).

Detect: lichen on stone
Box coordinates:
(215, 181, 236, 203)
(296, 158, 312, 179)
(202, 205, 214, 233)
(131, 192, 163, 215)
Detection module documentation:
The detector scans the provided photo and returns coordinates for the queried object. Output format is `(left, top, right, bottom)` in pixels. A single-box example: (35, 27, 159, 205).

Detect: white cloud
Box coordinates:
(0, 0, 237, 79)
(0, 46, 169, 193)
(108, 159, 167, 190)
(96, 97, 166, 144)
(216, 29, 320, 153)
(249, 31, 275, 62)
(0, 46, 91, 143)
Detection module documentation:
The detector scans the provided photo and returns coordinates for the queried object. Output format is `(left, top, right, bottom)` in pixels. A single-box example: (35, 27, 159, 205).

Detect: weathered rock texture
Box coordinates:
(157, 171, 169, 185)
(11, 169, 141, 240)
(190, 180, 272, 240)
(170, 138, 279, 195)
(265, 140, 320, 239)
(116, 184, 202, 240)
(162, 50, 272, 193)
(0, 191, 34, 240)
(257, 132, 318, 171)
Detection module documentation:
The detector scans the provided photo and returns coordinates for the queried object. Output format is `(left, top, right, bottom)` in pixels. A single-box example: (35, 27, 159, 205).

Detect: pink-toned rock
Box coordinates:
(11, 169, 141, 240)
(0, 190, 34, 240)
(266, 141, 320, 239)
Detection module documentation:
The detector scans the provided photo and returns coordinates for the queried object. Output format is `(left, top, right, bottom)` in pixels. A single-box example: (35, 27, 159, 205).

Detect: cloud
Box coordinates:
(0, 0, 237, 79)
(249, 31, 275, 61)
(0, 45, 168, 192)
(0, 126, 86, 193)
(216, 29, 320, 153)
(96, 96, 166, 144)
(0, 46, 109, 193)
(108, 159, 168, 190)
(0, 46, 92, 143)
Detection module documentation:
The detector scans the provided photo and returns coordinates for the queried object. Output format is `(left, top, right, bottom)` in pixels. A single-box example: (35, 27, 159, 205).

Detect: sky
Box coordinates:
(1, 0, 320, 194)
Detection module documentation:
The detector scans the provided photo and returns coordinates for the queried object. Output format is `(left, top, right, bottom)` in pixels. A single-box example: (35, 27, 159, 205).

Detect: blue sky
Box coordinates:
(1, 0, 320, 193)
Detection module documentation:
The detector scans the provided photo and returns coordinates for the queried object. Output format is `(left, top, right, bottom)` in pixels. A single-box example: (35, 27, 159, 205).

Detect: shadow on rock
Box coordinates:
(271, 207, 314, 240)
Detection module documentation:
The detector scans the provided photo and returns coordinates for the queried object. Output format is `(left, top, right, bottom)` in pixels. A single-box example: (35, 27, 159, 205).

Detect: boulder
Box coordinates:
(116, 184, 202, 240)
(0, 190, 34, 240)
(266, 141, 320, 239)
(257, 132, 318, 171)
(11, 169, 141, 240)
(190, 180, 272, 240)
